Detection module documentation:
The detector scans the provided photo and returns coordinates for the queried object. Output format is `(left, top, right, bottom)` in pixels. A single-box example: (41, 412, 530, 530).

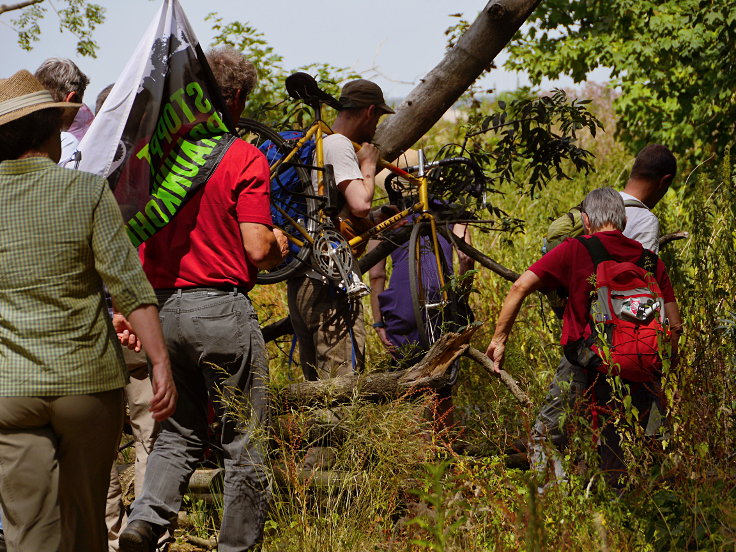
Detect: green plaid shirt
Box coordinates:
(0, 157, 157, 396)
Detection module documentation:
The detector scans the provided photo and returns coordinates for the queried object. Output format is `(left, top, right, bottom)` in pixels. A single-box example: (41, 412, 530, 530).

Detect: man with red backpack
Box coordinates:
(485, 187, 682, 486)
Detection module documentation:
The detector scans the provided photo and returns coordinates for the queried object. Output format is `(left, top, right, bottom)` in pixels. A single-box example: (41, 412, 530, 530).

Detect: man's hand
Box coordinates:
(273, 227, 289, 260)
(485, 339, 506, 374)
(112, 312, 142, 352)
(149, 360, 177, 422)
(357, 142, 380, 168)
(375, 326, 396, 352)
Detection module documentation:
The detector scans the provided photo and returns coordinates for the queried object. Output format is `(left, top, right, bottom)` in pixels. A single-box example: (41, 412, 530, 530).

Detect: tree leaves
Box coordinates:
(506, 0, 736, 163)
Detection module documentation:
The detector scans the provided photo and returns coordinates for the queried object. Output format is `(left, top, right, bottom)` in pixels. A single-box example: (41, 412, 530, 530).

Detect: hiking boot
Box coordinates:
(119, 519, 159, 552)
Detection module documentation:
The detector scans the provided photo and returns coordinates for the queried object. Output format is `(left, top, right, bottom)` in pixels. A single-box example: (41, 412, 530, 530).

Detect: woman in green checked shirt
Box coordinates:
(0, 70, 177, 552)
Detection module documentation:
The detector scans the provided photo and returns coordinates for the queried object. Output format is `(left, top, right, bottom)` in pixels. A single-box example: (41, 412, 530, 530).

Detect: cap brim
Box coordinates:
(377, 103, 395, 115)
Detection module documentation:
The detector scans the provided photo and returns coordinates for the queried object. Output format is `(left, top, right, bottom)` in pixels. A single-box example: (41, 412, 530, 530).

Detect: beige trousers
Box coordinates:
(106, 350, 157, 552)
(0, 389, 124, 552)
(287, 276, 366, 380)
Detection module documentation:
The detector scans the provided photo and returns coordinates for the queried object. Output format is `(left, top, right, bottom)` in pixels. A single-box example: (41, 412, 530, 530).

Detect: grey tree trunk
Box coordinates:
(374, 0, 543, 160)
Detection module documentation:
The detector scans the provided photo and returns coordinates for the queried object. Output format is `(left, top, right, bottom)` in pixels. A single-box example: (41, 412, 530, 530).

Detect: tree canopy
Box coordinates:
(2, 0, 105, 57)
(505, 0, 736, 162)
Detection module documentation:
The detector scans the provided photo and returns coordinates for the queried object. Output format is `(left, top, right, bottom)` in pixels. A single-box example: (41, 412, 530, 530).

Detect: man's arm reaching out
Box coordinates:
(485, 270, 543, 373)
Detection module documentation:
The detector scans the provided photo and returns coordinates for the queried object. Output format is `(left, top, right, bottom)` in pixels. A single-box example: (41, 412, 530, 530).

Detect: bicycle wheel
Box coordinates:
(408, 221, 459, 348)
(237, 118, 318, 284)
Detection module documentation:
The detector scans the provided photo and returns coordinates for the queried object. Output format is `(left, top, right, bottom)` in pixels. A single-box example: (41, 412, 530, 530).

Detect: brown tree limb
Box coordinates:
(659, 231, 688, 247)
(374, 0, 543, 160)
(464, 346, 533, 408)
(440, 226, 520, 282)
(0, 0, 42, 15)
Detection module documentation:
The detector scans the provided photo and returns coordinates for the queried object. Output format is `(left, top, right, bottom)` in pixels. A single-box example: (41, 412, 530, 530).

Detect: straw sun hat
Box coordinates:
(0, 69, 81, 126)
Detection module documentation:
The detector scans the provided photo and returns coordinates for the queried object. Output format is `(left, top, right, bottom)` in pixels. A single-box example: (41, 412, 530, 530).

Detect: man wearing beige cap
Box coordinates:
(288, 79, 394, 381)
(0, 70, 176, 552)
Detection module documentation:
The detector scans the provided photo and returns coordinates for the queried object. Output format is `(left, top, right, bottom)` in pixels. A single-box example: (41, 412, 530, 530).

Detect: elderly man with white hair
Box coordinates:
(485, 187, 682, 487)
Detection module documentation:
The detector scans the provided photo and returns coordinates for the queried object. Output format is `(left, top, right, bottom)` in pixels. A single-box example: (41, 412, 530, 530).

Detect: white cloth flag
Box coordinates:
(77, 0, 235, 246)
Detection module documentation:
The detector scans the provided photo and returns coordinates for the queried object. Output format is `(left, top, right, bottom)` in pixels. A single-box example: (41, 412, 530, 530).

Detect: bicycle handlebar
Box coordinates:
(383, 156, 484, 189)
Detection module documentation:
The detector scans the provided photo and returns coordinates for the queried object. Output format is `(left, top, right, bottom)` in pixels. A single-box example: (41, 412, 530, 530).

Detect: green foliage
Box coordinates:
(206, 12, 360, 128)
(8, 0, 105, 57)
(506, 1, 736, 161)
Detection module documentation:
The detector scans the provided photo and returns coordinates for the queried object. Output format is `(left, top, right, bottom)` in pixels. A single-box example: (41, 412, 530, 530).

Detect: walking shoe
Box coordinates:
(119, 519, 158, 552)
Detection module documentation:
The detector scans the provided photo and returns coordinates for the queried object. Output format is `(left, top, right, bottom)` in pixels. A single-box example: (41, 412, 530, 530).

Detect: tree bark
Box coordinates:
(374, 0, 543, 160)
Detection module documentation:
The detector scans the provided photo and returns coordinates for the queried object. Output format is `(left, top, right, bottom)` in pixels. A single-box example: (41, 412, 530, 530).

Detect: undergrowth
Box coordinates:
(179, 97, 735, 551)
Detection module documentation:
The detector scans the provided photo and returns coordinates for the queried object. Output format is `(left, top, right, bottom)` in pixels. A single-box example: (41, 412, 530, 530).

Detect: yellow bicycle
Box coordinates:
(237, 73, 483, 347)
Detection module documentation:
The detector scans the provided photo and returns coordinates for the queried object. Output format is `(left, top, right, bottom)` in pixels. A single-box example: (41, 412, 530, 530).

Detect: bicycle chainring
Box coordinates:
(311, 228, 355, 281)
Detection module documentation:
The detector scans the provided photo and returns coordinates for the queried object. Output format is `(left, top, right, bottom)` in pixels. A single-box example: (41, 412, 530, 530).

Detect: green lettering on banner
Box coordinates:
(170, 155, 199, 178)
(128, 212, 156, 243)
(144, 199, 170, 228)
(154, 168, 193, 193)
(169, 88, 196, 123)
(136, 143, 151, 165)
(161, 102, 182, 138)
(127, 226, 142, 247)
(186, 82, 212, 114)
(179, 139, 214, 166)
(152, 187, 183, 215)
(155, 116, 172, 146)
(206, 111, 228, 134)
(189, 122, 207, 140)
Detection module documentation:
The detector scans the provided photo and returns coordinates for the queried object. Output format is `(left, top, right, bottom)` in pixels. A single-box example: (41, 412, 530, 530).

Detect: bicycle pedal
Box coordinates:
(344, 280, 370, 298)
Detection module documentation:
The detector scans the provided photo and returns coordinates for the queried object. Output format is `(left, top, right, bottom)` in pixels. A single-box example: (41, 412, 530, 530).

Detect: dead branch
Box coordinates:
(441, 226, 520, 282)
(659, 231, 689, 247)
(0, 0, 42, 15)
(464, 346, 533, 407)
(272, 327, 477, 413)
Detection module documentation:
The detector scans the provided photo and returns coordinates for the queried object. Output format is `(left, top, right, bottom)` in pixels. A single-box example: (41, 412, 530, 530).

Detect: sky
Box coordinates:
(1, 0, 609, 108)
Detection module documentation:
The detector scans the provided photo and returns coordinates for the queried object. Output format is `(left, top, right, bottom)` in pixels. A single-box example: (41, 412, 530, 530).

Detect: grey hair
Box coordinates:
(34, 58, 90, 102)
(205, 46, 257, 102)
(581, 187, 626, 231)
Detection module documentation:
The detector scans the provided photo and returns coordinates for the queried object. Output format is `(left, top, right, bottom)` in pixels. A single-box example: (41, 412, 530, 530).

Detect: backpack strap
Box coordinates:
(566, 204, 582, 225)
(636, 247, 658, 273)
(575, 235, 610, 268)
(623, 198, 649, 209)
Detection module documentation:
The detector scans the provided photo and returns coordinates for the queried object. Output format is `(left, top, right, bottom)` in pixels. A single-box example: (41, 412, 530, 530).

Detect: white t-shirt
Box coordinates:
(312, 133, 363, 191)
(620, 191, 660, 253)
(59, 131, 79, 168)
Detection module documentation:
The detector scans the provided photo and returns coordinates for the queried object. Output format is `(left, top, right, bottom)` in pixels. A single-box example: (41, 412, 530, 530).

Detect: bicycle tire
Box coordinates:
(237, 118, 317, 284)
(408, 221, 459, 348)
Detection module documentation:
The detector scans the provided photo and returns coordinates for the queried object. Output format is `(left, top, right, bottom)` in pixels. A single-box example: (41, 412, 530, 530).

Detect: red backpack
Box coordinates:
(567, 236, 670, 382)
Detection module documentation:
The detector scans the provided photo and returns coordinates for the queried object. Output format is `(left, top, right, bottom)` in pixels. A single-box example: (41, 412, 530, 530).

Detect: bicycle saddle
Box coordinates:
(285, 72, 343, 111)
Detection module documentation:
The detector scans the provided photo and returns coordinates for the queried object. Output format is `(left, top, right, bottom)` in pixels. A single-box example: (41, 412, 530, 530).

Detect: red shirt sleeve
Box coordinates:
(234, 143, 273, 227)
(655, 259, 676, 303)
(528, 238, 575, 292)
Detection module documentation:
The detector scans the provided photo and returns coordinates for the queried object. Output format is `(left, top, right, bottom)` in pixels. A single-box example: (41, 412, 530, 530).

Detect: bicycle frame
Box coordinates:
(265, 95, 451, 303)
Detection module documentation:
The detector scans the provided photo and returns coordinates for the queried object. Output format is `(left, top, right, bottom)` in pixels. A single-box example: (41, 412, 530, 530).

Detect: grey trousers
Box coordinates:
(529, 356, 588, 478)
(128, 289, 270, 552)
(287, 276, 365, 380)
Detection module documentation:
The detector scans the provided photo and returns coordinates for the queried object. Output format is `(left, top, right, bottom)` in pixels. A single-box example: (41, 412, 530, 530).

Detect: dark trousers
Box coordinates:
(128, 289, 270, 552)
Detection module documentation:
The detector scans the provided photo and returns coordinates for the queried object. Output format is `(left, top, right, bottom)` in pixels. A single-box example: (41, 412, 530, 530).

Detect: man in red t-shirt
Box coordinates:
(484, 187, 682, 486)
(120, 47, 286, 552)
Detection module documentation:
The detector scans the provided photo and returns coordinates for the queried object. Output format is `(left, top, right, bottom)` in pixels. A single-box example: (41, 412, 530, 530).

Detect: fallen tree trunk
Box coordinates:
(272, 327, 477, 413)
(375, 0, 543, 160)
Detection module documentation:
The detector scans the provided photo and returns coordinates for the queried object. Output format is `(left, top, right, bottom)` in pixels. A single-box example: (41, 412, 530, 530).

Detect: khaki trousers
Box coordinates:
(0, 389, 124, 552)
(106, 350, 157, 552)
(287, 276, 366, 380)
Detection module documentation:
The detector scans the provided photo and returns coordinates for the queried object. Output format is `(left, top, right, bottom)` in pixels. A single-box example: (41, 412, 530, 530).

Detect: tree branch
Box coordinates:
(440, 226, 520, 282)
(464, 346, 533, 407)
(659, 231, 688, 247)
(0, 0, 43, 15)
